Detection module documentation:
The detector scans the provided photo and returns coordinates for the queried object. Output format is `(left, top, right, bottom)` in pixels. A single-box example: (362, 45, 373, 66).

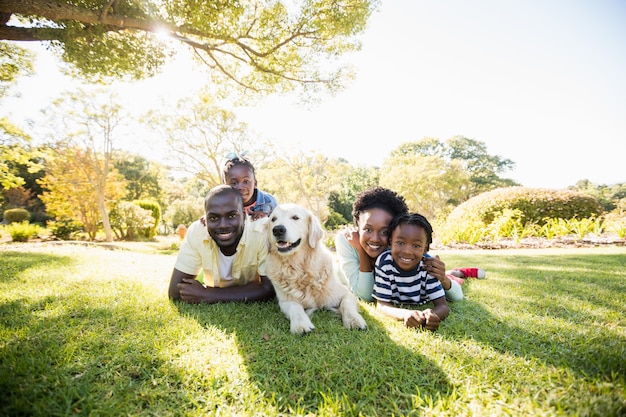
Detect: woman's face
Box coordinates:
(356, 208, 394, 260)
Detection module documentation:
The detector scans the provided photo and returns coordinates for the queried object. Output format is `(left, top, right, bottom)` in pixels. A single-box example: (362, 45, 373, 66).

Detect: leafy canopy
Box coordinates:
(0, 0, 378, 95)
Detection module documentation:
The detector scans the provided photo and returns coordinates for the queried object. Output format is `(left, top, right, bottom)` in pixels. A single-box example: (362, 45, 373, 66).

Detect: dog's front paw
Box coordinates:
(291, 319, 315, 335)
(343, 313, 367, 330)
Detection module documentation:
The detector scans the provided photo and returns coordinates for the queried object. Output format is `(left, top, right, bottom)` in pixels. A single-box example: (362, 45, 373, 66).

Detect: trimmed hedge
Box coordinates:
(446, 187, 603, 229)
(3, 208, 31, 223)
(134, 200, 161, 238)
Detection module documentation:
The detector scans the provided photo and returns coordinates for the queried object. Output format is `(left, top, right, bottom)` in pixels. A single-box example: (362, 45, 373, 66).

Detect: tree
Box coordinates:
(569, 179, 626, 213)
(149, 93, 258, 187)
(38, 146, 127, 240)
(261, 151, 348, 222)
(379, 154, 471, 221)
(0, 119, 43, 190)
(1, 41, 34, 96)
(391, 136, 518, 199)
(0, 0, 376, 96)
(113, 152, 165, 205)
(327, 164, 379, 225)
(41, 88, 127, 241)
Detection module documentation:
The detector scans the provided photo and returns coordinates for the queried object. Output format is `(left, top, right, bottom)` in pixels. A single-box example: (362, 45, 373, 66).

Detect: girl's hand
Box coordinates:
(403, 310, 426, 328)
(422, 309, 441, 331)
(250, 211, 269, 221)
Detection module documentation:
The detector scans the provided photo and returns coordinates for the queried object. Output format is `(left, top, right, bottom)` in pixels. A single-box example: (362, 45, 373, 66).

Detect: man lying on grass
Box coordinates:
(373, 213, 450, 331)
(168, 185, 276, 304)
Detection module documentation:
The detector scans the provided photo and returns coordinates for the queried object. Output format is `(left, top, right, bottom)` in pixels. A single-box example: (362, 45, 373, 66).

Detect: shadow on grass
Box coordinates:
(175, 300, 453, 416)
(0, 293, 191, 416)
(444, 252, 626, 381)
(0, 251, 74, 283)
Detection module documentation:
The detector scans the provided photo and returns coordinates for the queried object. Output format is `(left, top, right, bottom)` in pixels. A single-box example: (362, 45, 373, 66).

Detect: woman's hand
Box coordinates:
(344, 228, 361, 251)
(423, 255, 446, 282)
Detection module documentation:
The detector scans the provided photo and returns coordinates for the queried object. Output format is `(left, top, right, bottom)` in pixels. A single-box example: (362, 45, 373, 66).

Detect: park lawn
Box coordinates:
(1, 243, 625, 416)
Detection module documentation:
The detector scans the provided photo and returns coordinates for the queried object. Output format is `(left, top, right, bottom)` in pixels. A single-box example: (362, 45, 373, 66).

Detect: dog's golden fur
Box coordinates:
(265, 203, 367, 334)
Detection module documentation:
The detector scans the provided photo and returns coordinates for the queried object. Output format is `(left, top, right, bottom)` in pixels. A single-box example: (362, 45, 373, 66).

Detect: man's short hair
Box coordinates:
(205, 185, 243, 213)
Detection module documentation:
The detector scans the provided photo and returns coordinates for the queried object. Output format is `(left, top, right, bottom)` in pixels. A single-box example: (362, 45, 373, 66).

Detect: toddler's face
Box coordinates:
(390, 223, 428, 272)
(225, 165, 256, 205)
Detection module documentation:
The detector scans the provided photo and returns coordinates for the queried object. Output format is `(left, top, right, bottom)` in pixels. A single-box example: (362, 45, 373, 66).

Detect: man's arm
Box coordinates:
(169, 268, 275, 304)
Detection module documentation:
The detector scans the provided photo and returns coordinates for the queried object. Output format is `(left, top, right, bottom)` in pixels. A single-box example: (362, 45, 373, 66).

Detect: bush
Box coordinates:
(48, 219, 83, 240)
(3, 208, 30, 223)
(164, 198, 205, 232)
(444, 187, 603, 243)
(109, 202, 156, 241)
(5, 221, 42, 242)
(134, 200, 161, 238)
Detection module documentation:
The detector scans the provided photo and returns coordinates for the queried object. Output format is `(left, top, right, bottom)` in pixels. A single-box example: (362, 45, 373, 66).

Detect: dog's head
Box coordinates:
(267, 203, 324, 256)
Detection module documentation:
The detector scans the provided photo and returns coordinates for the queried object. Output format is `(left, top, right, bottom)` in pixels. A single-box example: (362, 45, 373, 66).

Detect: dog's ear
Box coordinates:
(308, 211, 324, 248)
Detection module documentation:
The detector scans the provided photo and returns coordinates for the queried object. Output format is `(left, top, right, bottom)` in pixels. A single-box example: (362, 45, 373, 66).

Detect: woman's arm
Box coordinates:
(335, 231, 375, 301)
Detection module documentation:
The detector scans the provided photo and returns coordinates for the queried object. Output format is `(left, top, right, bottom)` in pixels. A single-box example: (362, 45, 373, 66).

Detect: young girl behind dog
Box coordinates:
(372, 212, 450, 331)
(223, 152, 278, 221)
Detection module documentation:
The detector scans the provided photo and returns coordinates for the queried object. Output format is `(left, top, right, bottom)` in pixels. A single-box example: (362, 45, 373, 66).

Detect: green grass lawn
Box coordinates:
(1, 243, 625, 416)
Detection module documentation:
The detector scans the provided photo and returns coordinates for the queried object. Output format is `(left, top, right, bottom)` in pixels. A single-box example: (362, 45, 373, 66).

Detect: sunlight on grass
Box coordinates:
(1, 244, 625, 416)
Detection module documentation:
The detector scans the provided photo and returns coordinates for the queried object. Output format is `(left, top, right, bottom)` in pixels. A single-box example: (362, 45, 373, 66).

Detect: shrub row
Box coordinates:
(443, 187, 605, 244)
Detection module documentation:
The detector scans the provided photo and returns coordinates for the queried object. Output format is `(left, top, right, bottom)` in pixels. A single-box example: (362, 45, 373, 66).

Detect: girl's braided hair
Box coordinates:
(223, 154, 256, 181)
(388, 212, 433, 252)
(352, 187, 408, 226)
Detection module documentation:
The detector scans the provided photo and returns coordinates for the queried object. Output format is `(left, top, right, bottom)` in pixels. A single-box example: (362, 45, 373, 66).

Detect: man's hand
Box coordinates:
(178, 278, 211, 304)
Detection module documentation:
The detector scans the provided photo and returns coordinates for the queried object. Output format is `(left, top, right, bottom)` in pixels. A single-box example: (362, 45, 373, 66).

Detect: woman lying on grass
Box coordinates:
(335, 187, 485, 304)
(373, 212, 449, 331)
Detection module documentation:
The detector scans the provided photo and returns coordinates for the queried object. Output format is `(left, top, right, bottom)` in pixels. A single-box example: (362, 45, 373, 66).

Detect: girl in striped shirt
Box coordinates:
(372, 213, 450, 331)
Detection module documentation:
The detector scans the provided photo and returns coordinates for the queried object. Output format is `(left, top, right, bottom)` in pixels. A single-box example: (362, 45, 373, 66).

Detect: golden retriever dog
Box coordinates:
(265, 203, 367, 335)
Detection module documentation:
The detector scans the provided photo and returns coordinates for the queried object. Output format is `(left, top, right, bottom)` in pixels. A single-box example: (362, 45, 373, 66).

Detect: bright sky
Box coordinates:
(6, 0, 626, 189)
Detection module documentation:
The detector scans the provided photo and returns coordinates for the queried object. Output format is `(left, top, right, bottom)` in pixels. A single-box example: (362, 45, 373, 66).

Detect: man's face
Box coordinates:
(205, 192, 245, 254)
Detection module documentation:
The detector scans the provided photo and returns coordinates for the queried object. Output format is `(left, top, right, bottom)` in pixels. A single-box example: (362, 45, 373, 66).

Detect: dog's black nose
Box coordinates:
(272, 225, 286, 237)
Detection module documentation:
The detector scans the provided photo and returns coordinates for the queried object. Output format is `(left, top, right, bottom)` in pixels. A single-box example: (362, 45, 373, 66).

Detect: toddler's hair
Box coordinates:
(352, 187, 408, 226)
(389, 213, 433, 251)
(223, 154, 256, 180)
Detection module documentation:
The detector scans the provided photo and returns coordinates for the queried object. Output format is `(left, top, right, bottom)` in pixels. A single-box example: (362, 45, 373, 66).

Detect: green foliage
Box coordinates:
(390, 136, 519, 199)
(569, 179, 626, 212)
(0, 41, 34, 97)
(327, 165, 379, 225)
(486, 208, 525, 243)
(605, 210, 626, 238)
(47, 218, 83, 240)
(114, 154, 165, 205)
(566, 217, 599, 240)
(446, 187, 603, 231)
(3, 0, 376, 96)
(380, 154, 471, 221)
(4, 221, 41, 241)
(164, 197, 205, 231)
(0, 119, 44, 190)
(109, 202, 156, 241)
(442, 187, 607, 245)
(134, 199, 161, 238)
(323, 209, 348, 229)
(3, 207, 30, 223)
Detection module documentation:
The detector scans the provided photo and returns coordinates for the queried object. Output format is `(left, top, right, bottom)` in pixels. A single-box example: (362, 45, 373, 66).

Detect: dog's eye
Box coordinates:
(291, 215, 299, 221)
